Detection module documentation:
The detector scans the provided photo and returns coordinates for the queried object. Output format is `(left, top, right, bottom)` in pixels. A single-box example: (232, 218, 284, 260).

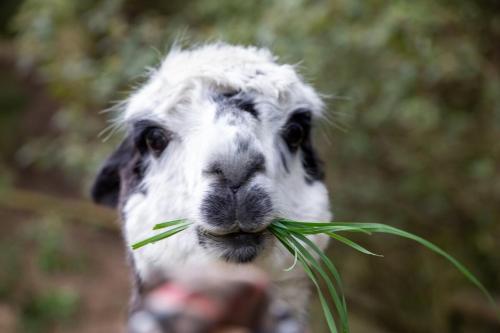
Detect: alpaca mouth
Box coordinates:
(196, 227, 267, 263)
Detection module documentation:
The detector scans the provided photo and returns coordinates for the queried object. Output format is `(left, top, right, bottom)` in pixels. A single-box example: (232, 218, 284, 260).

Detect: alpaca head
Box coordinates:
(92, 44, 331, 282)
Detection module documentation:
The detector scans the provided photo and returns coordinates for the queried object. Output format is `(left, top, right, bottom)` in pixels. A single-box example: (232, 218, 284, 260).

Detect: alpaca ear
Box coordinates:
(91, 135, 135, 208)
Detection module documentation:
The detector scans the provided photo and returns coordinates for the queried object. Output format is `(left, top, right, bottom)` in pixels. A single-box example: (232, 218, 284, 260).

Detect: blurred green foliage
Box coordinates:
(0, 215, 84, 332)
(29, 216, 87, 273)
(20, 288, 79, 333)
(1, 0, 499, 332)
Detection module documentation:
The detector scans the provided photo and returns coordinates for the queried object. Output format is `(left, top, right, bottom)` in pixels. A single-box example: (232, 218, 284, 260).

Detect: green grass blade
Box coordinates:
(274, 220, 372, 235)
(289, 232, 350, 331)
(302, 221, 498, 315)
(287, 237, 349, 330)
(131, 224, 189, 250)
(275, 219, 500, 319)
(290, 232, 347, 292)
(131, 216, 500, 326)
(153, 219, 187, 230)
(273, 227, 349, 332)
(358, 223, 496, 309)
(325, 232, 382, 257)
(287, 225, 372, 235)
(276, 219, 368, 229)
(271, 228, 339, 333)
(301, 257, 339, 333)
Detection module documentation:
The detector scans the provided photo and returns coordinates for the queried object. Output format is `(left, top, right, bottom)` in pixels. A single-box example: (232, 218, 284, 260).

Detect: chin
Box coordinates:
(196, 227, 269, 263)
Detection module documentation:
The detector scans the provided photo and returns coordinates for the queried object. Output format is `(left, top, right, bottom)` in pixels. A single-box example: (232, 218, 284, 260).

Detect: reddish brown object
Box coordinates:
(128, 266, 301, 333)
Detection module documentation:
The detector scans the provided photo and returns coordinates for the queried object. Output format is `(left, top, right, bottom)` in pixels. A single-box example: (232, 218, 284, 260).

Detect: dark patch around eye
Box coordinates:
(282, 109, 324, 183)
(120, 149, 148, 198)
(282, 110, 311, 152)
(133, 120, 158, 153)
(132, 120, 170, 156)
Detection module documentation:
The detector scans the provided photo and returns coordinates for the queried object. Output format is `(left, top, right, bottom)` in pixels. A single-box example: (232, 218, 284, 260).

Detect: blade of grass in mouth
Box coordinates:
(153, 219, 187, 230)
(131, 217, 500, 331)
(131, 222, 189, 250)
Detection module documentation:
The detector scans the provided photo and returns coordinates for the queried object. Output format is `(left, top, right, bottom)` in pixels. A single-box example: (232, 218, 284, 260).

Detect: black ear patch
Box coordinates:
(91, 135, 136, 208)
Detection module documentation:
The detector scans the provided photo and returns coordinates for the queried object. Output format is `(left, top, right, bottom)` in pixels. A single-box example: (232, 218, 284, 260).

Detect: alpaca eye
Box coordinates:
(145, 128, 169, 156)
(283, 122, 305, 149)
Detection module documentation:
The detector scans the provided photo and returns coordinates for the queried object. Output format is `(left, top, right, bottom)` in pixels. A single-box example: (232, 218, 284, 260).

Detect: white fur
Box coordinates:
(119, 43, 331, 318)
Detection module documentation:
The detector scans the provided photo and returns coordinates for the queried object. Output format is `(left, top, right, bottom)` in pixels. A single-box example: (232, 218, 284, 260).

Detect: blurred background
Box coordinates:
(0, 0, 499, 332)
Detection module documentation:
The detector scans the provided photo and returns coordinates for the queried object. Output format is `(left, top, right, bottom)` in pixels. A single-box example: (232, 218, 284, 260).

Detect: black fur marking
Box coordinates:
(301, 138, 324, 183)
(221, 90, 241, 98)
(91, 136, 136, 207)
(215, 92, 259, 119)
(282, 109, 324, 183)
(120, 149, 148, 199)
(91, 126, 152, 208)
(234, 97, 258, 118)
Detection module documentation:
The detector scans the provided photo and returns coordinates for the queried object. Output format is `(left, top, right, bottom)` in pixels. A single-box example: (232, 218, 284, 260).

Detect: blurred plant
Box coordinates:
(0, 239, 22, 300)
(24, 215, 87, 273)
(20, 287, 79, 333)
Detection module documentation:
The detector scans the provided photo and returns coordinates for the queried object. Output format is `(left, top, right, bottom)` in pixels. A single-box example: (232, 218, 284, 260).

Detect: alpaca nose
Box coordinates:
(206, 152, 266, 192)
(201, 151, 271, 235)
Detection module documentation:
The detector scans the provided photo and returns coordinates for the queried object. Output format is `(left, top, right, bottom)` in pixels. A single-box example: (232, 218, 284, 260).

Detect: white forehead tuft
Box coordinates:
(122, 43, 324, 123)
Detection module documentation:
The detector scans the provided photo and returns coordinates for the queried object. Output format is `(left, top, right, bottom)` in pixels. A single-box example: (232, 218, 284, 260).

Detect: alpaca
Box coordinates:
(91, 43, 332, 323)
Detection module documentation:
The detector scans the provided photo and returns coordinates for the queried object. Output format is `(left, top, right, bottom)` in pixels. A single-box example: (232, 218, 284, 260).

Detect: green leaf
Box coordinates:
(325, 232, 382, 257)
(271, 228, 340, 333)
(335, 222, 497, 310)
(131, 224, 189, 250)
(271, 226, 350, 332)
(153, 219, 187, 230)
(287, 231, 350, 331)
